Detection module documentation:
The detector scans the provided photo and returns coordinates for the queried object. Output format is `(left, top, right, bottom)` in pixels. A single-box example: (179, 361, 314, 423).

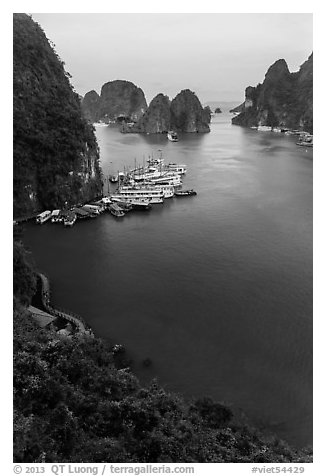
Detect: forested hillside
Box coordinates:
(13, 238, 312, 463)
(13, 13, 102, 217)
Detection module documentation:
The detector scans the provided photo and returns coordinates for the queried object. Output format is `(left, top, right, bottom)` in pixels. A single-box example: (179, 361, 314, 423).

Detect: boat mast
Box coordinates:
(108, 162, 112, 196)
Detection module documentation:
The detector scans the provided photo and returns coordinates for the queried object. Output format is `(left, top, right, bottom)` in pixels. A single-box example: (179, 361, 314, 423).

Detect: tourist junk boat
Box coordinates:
(36, 210, 52, 224)
(108, 203, 125, 218)
(130, 200, 152, 210)
(149, 174, 182, 187)
(167, 130, 179, 142)
(132, 166, 163, 182)
(174, 189, 197, 197)
(111, 188, 164, 204)
(165, 163, 187, 174)
(131, 152, 184, 182)
(132, 169, 183, 186)
(146, 155, 186, 175)
(120, 183, 175, 199)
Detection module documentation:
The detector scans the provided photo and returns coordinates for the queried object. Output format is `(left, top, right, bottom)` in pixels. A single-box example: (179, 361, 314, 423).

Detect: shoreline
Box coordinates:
(37, 272, 93, 336)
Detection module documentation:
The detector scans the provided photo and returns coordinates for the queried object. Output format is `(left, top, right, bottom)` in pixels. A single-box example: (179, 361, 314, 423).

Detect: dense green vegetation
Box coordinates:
(13, 240, 36, 306)
(13, 240, 312, 463)
(13, 14, 102, 217)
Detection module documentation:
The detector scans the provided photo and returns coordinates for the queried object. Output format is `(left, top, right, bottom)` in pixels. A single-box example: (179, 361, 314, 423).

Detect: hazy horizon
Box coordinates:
(30, 13, 312, 105)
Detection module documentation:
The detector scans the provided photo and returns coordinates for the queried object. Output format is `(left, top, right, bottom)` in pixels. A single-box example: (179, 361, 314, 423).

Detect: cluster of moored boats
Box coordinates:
(36, 204, 106, 226)
(102, 153, 197, 217)
(251, 125, 313, 147)
(35, 153, 197, 224)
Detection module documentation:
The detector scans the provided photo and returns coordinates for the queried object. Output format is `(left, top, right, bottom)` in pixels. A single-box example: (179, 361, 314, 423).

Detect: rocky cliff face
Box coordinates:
(170, 90, 210, 132)
(13, 14, 102, 217)
(82, 80, 148, 122)
(232, 54, 313, 132)
(203, 106, 212, 123)
(81, 90, 101, 122)
(129, 89, 210, 134)
(135, 94, 171, 133)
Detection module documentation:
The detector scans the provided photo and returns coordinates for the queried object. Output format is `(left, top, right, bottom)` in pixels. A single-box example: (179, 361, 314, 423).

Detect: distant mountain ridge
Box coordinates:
(232, 54, 313, 132)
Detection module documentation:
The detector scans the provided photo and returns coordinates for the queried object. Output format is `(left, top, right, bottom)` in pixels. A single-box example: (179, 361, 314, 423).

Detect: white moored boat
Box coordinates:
(167, 130, 179, 142)
(51, 210, 62, 223)
(36, 210, 52, 224)
(120, 183, 174, 199)
(133, 166, 162, 182)
(128, 151, 184, 186)
(111, 188, 164, 204)
(149, 174, 182, 186)
(165, 163, 187, 174)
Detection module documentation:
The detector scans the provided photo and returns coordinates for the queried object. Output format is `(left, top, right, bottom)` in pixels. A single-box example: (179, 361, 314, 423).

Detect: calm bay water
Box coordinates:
(23, 111, 313, 448)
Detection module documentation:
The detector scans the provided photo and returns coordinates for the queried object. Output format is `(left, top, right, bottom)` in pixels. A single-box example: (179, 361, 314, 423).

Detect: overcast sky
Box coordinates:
(30, 13, 312, 104)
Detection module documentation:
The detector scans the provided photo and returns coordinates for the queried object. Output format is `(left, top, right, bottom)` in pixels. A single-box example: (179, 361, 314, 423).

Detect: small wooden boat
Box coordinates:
(167, 130, 179, 142)
(36, 210, 52, 224)
(174, 189, 197, 197)
(108, 203, 125, 217)
(110, 199, 133, 212)
(51, 210, 63, 223)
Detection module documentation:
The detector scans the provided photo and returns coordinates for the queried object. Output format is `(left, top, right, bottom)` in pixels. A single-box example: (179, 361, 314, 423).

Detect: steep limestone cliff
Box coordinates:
(82, 80, 148, 123)
(170, 89, 210, 133)
(203, 106, 212, 123)
(133, 94, 171, 133)
(126, 89, 210, 134)
(13, 14, 102, 217)
(232, 54, 313, 132)
(81, 90, 101, 123)
(230, 103, 244, 113)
